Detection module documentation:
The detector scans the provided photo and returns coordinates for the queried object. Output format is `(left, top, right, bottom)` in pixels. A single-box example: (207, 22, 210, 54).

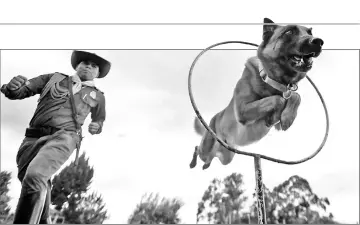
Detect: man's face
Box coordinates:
(76, 60, 100, 81)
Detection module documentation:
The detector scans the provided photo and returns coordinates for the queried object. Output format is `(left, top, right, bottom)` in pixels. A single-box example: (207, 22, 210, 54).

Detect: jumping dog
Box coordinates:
(190, 18, 324, 170)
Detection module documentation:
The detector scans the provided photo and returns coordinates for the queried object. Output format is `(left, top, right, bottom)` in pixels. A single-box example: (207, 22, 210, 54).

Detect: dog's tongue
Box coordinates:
(304, 56, 313, 64)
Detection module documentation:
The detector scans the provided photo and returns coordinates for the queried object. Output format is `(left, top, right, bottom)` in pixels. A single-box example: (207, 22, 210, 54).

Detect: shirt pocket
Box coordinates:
(76, 91, 97, 116)
(81, 91, 98, 107)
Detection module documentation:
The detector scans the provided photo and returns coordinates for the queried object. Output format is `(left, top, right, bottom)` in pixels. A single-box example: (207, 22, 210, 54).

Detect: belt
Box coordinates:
(25, 126, 62, 138)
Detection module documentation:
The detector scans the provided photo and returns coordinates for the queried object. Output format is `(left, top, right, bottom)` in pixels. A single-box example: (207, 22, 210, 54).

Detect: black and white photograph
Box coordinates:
(0, 1, 359, 224)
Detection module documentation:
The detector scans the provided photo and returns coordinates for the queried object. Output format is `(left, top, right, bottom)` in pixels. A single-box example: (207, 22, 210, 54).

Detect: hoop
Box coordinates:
(188, 41, 329, 165)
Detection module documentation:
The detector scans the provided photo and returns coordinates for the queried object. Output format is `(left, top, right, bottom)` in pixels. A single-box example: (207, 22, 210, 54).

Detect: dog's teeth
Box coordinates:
(294, 56, 302, 60)
(297, 58, 304, 66)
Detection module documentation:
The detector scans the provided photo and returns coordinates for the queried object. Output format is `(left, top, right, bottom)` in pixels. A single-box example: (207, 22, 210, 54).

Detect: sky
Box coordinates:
(0, 0, 359, 224)
(1, 48, 359, 223)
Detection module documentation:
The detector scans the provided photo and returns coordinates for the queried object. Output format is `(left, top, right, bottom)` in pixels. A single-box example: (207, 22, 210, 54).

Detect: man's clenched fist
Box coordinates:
(88, 122, 101, 135)
(7, 75, 29, 90)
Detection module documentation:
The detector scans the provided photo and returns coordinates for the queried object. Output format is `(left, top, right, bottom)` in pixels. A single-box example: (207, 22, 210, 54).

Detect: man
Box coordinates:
(1, 50, 111, 224)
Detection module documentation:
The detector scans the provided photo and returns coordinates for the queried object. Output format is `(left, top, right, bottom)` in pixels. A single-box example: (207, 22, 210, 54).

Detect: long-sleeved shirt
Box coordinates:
(1, 73, 106, 134)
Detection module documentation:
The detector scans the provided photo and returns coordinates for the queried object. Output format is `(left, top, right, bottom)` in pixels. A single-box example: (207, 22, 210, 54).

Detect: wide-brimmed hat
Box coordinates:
(71, 50, 111, 78)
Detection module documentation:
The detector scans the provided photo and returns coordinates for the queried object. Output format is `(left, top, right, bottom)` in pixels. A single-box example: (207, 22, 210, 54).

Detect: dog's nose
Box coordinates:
(310, 38, 324, 47)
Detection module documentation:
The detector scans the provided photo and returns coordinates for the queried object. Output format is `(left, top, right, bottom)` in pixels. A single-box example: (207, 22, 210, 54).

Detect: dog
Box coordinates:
(190, 18, 324, 170)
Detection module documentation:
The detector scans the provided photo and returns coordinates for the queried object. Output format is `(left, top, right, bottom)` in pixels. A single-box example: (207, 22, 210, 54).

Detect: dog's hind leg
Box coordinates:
(189, 145, 212, 170)
(202, 162, 211, 170)
(189, 146, 199, 169)
(215, 139, 236, 166)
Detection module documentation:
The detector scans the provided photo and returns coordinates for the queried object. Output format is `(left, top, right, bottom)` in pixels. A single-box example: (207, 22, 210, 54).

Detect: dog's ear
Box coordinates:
(264, 18, 275, 24)
(263, 18, 277, 33)
(262, 18, 278, 40)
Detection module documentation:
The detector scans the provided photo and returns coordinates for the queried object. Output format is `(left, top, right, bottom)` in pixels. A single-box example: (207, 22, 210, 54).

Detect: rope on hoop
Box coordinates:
(188, 41, 329, 165)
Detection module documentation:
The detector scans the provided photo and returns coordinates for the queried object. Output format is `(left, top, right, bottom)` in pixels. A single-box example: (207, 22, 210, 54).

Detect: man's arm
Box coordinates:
(89, 91, 106, 134)
(1, 73, 53, 100)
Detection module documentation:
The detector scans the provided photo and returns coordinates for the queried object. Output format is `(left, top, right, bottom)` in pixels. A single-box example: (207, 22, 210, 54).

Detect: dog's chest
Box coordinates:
(255, 82, 281, 99)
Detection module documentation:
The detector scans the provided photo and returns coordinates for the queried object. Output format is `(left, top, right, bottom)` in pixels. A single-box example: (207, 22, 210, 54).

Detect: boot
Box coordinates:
(13, 190, 47, 224)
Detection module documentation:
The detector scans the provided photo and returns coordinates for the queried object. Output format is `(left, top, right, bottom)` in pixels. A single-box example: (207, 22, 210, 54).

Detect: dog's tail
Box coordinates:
(194, 117, 206, 136)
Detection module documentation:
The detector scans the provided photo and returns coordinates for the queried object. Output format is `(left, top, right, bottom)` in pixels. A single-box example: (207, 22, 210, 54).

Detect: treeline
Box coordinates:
(0, 153, 340, 224)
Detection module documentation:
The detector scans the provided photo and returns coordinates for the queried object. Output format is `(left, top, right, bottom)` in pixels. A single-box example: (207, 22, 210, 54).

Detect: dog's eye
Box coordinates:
(285, 30, 293, 35)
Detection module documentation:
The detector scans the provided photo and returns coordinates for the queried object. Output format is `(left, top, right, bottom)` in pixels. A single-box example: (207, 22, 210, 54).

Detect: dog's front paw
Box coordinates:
(265, 109, 282, 128)
(280, 92, 301, 131)
(280, 111, 296, 131)
(265, 116, 274, 127)
(274, 122, 282, 131)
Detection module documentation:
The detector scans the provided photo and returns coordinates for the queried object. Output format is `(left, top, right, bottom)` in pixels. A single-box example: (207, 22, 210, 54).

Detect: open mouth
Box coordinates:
(289, 52, 316, 70)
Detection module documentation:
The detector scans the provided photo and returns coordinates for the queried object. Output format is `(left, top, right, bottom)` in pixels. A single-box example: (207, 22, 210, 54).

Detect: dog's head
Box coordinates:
(258, 18, 324, 83)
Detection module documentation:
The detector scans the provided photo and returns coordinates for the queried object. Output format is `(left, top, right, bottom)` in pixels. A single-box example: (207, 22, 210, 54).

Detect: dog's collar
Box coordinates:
(258, 60, 298, 99)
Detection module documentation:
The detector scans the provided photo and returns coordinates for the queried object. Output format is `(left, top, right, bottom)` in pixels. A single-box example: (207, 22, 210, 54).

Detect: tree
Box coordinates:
(247, 175, 338, 224)
(51, 152, 109, 223)
(65, 192, 108, 224)
(196, 173, 248, 224)
(128, 192, 184, 224)
(0, 171, 14, 224)
(240, 184, 273, 224)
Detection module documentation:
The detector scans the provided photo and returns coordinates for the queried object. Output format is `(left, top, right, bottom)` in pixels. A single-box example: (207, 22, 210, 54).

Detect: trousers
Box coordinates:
(13, 129, 79, 224)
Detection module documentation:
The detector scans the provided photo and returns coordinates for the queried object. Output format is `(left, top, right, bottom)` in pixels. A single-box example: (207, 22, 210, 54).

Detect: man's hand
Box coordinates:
(88, 122, 101, 135)
(7, 75, 29, 91)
